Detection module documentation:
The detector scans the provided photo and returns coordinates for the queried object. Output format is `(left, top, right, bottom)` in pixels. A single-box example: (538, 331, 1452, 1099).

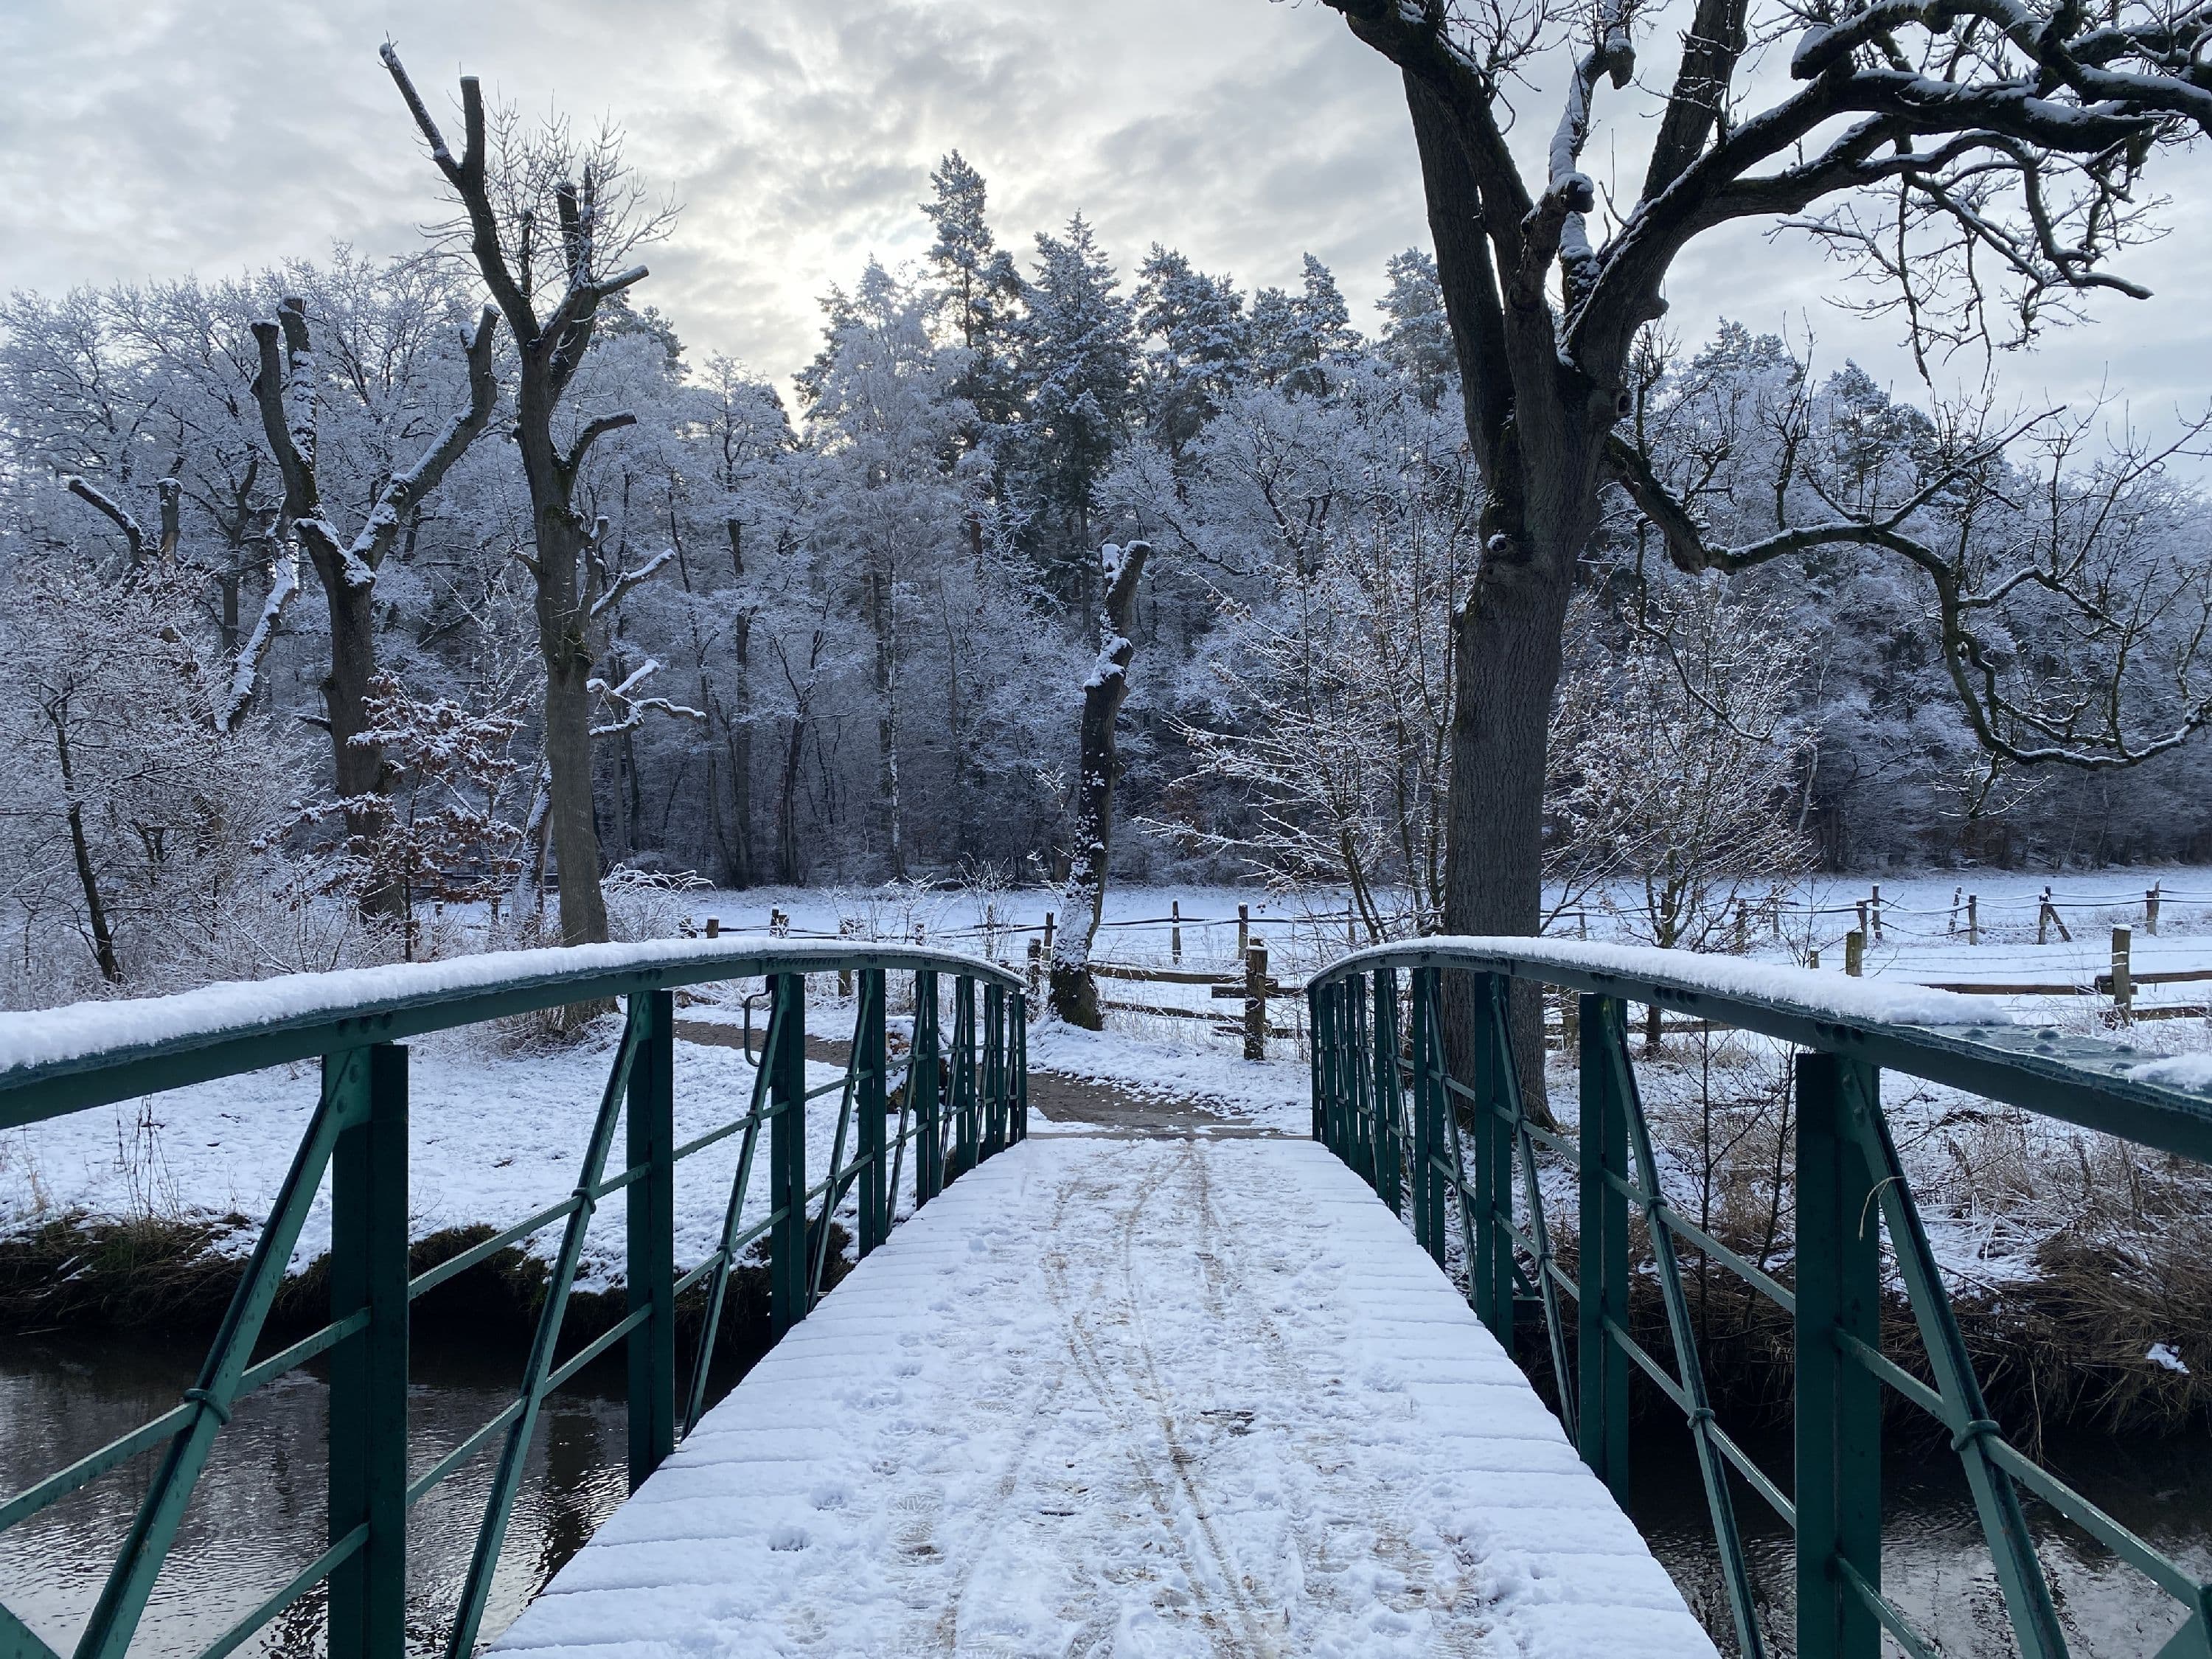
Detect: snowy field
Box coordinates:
(494, 1133, 1716, 1658)
(4, 869, 2208, 1284)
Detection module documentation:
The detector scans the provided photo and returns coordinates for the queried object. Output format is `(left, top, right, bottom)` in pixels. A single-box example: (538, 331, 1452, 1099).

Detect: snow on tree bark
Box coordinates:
(1051, 540, 1151, 1028)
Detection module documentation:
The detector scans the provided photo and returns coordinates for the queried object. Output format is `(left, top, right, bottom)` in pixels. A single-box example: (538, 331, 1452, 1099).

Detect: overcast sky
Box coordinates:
(4, 0, 2208, 453)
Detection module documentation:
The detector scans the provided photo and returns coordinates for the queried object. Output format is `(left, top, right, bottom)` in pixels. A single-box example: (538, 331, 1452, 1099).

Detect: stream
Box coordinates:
(5, 1329, 2211, 1655)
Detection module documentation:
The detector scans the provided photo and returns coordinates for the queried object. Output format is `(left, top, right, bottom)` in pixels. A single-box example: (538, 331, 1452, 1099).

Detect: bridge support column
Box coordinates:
(329, 1042, 408, 1658)
(915, 970, 943, 1203)
(626, 990, 676, 1489)
(1795, 1051, 1882, 1659)
(769, 972, 809, 1336)
(859, 970, 889, 1255)
(1472, 975, 1515, 1347)
(1576, 996, 1631, 1506)
(1409, 969, 1447, 1267)
(1371, 970, 1402, 1214)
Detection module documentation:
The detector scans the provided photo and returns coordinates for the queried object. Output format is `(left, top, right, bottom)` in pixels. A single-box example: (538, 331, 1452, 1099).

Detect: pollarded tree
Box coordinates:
(1310, 0, 2212, 1036)
(382, 44, 672, 947)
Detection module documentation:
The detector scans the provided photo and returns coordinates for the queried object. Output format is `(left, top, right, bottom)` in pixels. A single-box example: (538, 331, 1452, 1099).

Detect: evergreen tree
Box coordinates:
(920, 151, 1025, 426)
(1250, 254, 1358, 396)
(1377, 248, 1454, 407)
(1134, 246, 1248, 459)
(1012, 214, 1136, 594)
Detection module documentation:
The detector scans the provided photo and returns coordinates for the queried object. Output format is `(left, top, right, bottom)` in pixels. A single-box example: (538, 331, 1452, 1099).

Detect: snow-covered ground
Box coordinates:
(494, 1134, 1717, 1658)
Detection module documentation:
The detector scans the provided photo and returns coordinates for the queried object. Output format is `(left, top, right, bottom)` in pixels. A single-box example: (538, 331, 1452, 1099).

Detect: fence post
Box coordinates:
(768, 972, 809, 1336)
(2112, 926, 2133, 1021)
(1171, 899, 1183, 964)
(705, 917, 720, 939)
(1950, 886, 1961, 937)
(1576, 995, 1631, 1506)
(1844, 930, 1865, 977)
(1856, 898, 1870, 939)
(327, 1043, 408, 1658)
(1795, 1051, 1882, 1659)
(1870, 883, 1883, 942)
(1026, 938, 1043, 1000)
(2038, 888, 2051, 945)
(1968, 893, 1979, 945)
(1410, 967, 1447, 1267)
(625, 989, 676, 1489)
(1237, 902, 1251, 959)
(858, 969, 889, 1255)
(1809, 948, 1821, 970)
(2148, 883, 2162, 936)
(1733, 900, 1749, 953)
(1244, 942, 1270, 1061)
(1041, 912, 1055, 961)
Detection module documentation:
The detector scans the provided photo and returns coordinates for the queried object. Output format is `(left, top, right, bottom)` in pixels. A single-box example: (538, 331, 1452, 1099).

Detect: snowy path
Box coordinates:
(493, 1134, 1714, 1658)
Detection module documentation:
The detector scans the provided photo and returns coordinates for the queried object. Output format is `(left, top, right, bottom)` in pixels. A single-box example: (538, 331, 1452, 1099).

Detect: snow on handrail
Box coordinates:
(0, 936, 1019, 1125)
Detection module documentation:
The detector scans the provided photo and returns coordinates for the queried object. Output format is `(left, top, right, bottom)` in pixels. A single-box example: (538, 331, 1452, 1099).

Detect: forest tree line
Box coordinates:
(3, 108, 2208, 1002)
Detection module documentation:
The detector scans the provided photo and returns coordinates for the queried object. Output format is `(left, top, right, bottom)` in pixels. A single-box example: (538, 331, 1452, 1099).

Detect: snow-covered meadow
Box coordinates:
(4, 869, 2211, 1305)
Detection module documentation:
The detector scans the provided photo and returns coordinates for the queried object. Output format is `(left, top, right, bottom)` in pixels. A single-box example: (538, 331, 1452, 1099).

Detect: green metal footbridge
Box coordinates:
(0, 935, 2208, 1655)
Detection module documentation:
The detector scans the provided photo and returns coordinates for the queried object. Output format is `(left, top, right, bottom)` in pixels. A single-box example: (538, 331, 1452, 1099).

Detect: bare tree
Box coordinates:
(238, 294, 500, 917)
(1051, 540, 1151, 1027)
(382, 43, 671, 945)
(1314, 0, 2212, 997)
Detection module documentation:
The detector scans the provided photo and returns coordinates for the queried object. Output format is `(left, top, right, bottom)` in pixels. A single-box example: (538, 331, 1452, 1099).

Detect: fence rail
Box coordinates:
(0, 939, 1026, 1659)
(1308, 938, 2212, 1659)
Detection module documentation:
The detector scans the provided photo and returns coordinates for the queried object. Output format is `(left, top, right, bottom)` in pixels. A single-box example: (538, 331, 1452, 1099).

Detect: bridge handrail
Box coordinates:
(0, 936, 1021, 1127)
(0, 939, 1028, 1659)
(1307, 936, 2212, 1659)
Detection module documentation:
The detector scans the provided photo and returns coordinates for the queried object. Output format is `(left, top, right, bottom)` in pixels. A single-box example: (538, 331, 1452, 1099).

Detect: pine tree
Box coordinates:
(1250, 254, 1358, 396)
(1377, 248, 1455, 407)
(1134, 245, 1248, 458)
(1011, 214, 1136, 594)
(920, 151, 1026, 427)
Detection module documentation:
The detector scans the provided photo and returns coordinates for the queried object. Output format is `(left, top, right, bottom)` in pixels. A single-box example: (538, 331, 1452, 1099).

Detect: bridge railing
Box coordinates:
(1307, 937, 2212, 1659)
(0, 939, 1026, 1659)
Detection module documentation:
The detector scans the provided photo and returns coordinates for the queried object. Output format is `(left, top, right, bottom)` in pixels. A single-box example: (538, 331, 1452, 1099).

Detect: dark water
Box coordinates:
(1633, 1416, 2212, 1655)
(8, 1332, 2211, 1657)
(0, 1332, 633, 1657)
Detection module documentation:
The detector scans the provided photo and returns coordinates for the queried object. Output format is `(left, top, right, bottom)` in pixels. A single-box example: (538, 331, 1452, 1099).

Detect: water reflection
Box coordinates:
(0, 1331, 630, 1656)
(1634, 1419, 2212, 1655)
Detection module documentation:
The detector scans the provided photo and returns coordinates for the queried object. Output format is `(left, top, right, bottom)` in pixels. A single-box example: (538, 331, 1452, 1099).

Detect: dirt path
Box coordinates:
(672, 1018, 1286, 1138)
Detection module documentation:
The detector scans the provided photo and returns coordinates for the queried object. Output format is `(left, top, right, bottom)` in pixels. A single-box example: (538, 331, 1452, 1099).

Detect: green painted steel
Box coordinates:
(769, 972, 809, 1337)
(1309, 942, 2212, 1659)
(1795, 1053, 1882, 1659)
(1573, 997, 1630, 1507)
(328, 1043, 408, 1657)
(626, 989, 677, 1491)
(0, 939, 1025, 1659)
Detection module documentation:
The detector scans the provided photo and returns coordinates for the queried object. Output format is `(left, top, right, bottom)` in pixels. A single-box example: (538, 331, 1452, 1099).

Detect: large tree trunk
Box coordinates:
(533, 505, 612, 947)
(1051, 542, 1150, 1027)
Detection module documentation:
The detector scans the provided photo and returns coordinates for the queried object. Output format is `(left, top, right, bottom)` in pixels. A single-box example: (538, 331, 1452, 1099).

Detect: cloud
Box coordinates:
(1, 0, 2202, 459)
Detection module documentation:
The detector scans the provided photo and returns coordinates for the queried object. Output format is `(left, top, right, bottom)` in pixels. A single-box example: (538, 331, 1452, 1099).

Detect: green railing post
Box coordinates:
(1012, 992, 1029, 1141)
(1346, 972, 1374, 1186)
(1796, 1051, 1882, 1659)
(914, 969, 943, 1203)
(858, 969, 889, 1254)
(1410, 967, 1447, 1267)
(983, 983, 1006, 1158)
(328, 1042, 407, 1658)
(1472, 974, 1514, 1346)
(768, 971, 808, 1337)
(625, 989, 676, 1490)
(1576, 993, 1631, 1506)
(951, 976, 978, 1179)
(1372, 968, 1402, 1215)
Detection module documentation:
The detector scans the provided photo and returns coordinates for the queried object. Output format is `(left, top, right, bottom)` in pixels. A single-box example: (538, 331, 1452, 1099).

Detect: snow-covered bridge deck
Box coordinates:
(493, 1133, 1715, 1657)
